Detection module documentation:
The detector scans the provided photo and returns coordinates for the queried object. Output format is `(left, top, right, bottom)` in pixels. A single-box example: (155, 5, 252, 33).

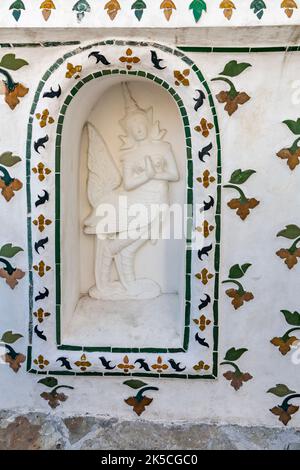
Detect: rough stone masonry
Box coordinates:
(0, 412, 300, 450)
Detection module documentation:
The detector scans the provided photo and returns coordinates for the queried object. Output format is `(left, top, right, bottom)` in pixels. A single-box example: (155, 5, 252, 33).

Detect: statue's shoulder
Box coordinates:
(119, 148, 136, 161)
(152, 140, 171, 151)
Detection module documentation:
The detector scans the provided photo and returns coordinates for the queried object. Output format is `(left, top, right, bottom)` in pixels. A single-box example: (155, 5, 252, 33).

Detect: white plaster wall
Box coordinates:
(0, 37, 300, 428)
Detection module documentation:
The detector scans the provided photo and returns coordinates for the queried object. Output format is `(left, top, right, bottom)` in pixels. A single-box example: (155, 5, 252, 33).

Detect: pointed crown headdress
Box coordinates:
(121, 82, 145, 117)
(119, 82, 166, 150)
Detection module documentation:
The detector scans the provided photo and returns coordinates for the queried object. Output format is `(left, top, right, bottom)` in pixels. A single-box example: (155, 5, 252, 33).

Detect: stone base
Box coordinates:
(63, 293, 182, 348)
(88, 279, 161, 301)
(1, 411, 300, 450)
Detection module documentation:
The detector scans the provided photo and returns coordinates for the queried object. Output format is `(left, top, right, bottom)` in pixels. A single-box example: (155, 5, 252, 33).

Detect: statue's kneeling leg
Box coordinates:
(89, 239, 114, 299)
(115, 235, 161, 300)
(89, 234, 161, 301)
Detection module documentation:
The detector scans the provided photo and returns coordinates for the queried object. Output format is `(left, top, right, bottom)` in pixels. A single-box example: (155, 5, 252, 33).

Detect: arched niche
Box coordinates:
(60, 76, 186, 348)
(27, 40, 220, 379)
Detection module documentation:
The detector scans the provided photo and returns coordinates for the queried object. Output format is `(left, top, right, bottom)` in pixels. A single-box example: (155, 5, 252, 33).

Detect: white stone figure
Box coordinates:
(84, 82, 179, 300)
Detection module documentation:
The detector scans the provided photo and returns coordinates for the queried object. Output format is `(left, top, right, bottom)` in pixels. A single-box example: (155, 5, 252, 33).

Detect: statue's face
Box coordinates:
(126, 113, 149, 141)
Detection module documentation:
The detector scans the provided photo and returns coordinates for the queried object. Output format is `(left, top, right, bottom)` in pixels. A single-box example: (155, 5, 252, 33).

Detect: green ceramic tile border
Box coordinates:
(212, 97, 221, 378)
(1, 39, 298, 54)
(1, 43, 299, 53)
(178, 46, 300, 53)
(26, 345, 32, 371)
(27, 367, 216, 379)
(0, 41, 80, 48)
(24, 39, 221, 379)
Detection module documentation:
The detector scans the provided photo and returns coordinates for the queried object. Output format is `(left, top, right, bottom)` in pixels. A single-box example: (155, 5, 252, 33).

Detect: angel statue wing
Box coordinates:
(86, 122, 122, 208)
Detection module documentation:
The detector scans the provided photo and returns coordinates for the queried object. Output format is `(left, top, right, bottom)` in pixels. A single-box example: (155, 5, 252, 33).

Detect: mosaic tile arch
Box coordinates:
(26, 39, 221, 379)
